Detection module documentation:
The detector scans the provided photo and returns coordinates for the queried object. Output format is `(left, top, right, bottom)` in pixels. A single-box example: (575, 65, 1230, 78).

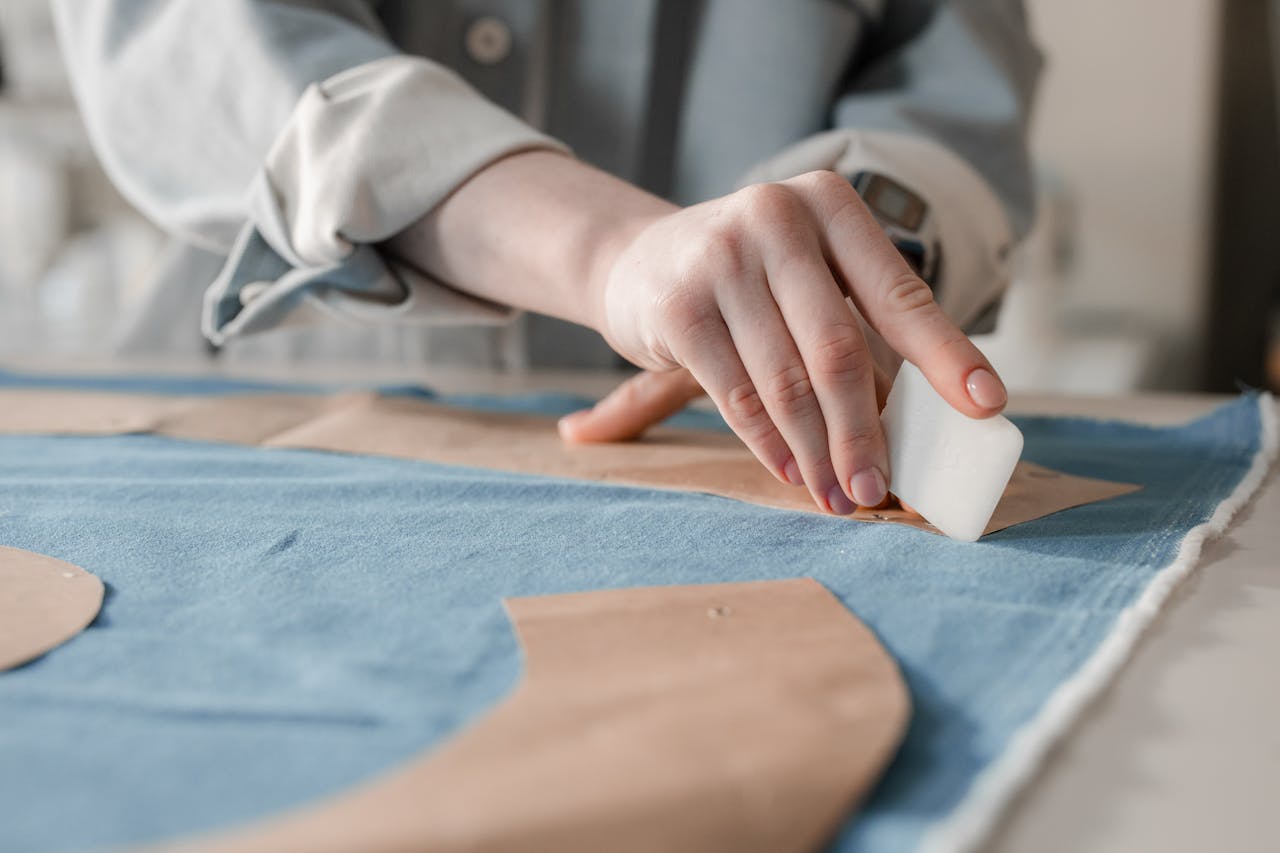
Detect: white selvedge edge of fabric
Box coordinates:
(919, 393, 1280, 853)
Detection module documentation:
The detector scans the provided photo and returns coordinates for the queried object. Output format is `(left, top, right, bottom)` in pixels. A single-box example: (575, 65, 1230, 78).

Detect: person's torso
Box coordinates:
(358, 0, 876, 367)
(141, 0, 899, 369)
(377, 0, 877, 203)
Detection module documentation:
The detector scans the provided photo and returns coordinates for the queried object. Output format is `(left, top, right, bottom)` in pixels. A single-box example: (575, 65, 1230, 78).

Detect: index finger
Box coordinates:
(782, 171, 1006, 419)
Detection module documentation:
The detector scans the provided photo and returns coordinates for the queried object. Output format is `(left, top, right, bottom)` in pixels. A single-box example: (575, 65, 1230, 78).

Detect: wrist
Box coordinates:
(581, 207, 670, 334)
(386, 149, 674, 333)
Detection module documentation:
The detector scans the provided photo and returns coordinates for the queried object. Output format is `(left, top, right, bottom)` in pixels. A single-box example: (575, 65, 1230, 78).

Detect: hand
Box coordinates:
(559, 368, 708, 442)
(559, 363, 893, 440)
(385, 153, 1004, 516)
(570, 171, 1007, 515)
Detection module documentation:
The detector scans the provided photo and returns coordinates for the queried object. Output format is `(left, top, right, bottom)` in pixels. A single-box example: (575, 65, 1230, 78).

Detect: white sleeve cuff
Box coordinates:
(203, 55, 569, 346)
(740, 128, 1016, 331)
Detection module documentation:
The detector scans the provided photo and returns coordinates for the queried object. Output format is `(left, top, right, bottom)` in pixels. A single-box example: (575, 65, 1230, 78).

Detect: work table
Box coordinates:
(5, 356, 1276, 853)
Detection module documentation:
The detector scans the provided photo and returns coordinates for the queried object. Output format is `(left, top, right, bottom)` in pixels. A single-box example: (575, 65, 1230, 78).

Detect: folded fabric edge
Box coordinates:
(201, 54, 567, 347)
(919, 392, 1280, 853)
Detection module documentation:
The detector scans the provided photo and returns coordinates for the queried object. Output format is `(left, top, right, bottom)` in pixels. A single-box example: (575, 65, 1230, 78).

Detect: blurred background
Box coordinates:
(1, 0, 1277, 394)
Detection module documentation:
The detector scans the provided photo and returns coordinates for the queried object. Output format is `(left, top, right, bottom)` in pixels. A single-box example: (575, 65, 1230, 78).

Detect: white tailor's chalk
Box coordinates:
(880, 361, 1023, 542)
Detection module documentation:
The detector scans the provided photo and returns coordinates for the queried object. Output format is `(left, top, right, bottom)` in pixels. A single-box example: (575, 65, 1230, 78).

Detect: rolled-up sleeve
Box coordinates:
(743, 0, 1042, 332)
(52, 1, 568, 346)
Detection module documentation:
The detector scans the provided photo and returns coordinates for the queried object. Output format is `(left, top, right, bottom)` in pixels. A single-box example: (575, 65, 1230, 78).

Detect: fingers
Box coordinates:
(661, 312, 800, 487)
(708, 242, 854, 512)
(757, 225, 890, 509)
(873, 359, 893, 411)
(783, 171, 1007, 419)
(558, 369, 704, 443)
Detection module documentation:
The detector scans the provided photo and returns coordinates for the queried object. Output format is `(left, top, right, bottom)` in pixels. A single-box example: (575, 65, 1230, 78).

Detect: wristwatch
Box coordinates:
(850, 171, 941, 289)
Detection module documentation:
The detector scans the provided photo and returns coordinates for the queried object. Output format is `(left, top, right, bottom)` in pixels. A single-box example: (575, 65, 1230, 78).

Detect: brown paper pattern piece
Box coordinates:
(0, 389, 175, 435)
(263, 394, 1141, 535)
(0, 389, 1140, 535)
(144, 578, 910, 853)
(0, 545, 104, 671)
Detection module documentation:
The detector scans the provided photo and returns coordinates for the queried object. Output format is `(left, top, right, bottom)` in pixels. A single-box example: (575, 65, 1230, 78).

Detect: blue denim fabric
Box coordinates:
(0, 372, 1266, 852)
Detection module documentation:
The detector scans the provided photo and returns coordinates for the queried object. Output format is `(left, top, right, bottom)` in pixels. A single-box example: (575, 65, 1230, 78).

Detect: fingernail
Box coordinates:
(966, 368, 1007, 410)
(783, 456, 803, 486)
(826, 483, 855, 515)
(557, 411, 587, 438)
(850, 467, 887, 508)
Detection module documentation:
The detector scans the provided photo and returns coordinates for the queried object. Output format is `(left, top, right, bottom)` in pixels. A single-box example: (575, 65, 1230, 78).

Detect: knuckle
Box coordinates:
(691, 226, 747, 279)
(819, 186, 879, 243)
(935, 329, 978, 359)
(723, 379, 770, 429)
(763, 363, 816, 415)
(805, 449, 835, 477)
(881, 271, 936, 317)
(737, 182, 801, 225)
(654, 288, 715, 340)
(832, 423, 883, 459)
(807, 174, 869, 226)
(798, 169, 852, 197)
(809, 326, 873, 379)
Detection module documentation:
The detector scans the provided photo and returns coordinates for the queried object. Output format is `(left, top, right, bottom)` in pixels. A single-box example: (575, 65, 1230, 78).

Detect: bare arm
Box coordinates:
(388, 151, 672, 330)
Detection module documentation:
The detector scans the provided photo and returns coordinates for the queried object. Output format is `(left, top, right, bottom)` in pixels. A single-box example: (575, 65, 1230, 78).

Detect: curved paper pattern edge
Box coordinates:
(140, 578, 910, 853)
(0, 546, 104, 671)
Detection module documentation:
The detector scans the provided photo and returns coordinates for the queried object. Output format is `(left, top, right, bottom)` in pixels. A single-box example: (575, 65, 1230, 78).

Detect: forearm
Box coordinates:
(384, 150, 674, 331)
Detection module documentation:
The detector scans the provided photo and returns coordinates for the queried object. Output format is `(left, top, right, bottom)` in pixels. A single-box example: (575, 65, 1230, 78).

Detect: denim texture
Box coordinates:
(0, 372, 1265, 852)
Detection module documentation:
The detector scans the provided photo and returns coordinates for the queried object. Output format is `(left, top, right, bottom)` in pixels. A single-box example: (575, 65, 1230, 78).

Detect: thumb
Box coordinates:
(558, 369, 704, 443)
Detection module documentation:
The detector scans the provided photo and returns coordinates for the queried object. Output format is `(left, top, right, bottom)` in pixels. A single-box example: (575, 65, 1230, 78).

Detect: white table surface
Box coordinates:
(6, 358, 1277, 852)
(986, 393, 1279, 853)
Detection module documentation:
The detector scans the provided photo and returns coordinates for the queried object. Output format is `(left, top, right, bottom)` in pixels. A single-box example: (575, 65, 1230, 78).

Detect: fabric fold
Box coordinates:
(203, 55, 569, 346)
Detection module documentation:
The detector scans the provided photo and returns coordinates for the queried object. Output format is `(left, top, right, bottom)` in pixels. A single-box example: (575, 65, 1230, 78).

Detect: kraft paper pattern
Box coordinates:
(146, 579, 910, 853)
(0, 545, 103, 671)
(0, 389, 1139, 536)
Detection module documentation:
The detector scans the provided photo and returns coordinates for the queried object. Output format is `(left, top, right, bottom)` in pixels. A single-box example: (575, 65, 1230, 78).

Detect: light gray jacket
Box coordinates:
(52, 0, 1042, 367)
